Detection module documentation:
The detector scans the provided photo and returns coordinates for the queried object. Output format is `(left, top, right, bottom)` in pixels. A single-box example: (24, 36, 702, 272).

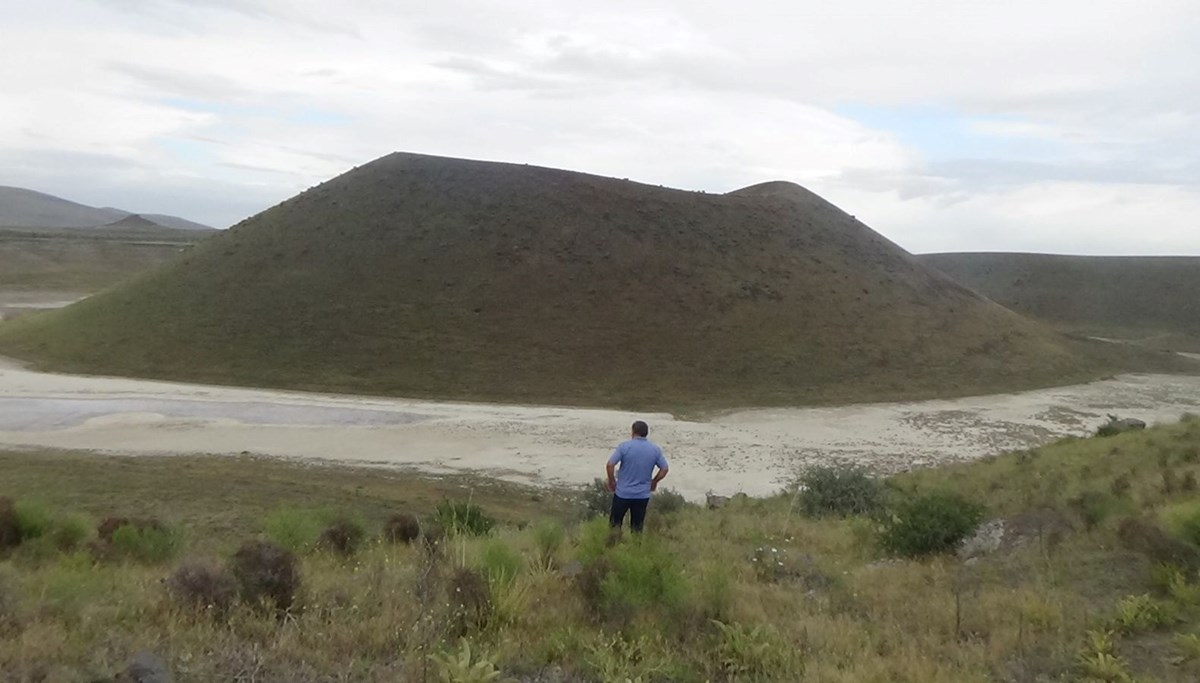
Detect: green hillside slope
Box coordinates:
(922, 252, 1200, 352)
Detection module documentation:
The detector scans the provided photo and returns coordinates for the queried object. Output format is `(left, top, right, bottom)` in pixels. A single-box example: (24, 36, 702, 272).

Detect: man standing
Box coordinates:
(606, 420, 669, 533)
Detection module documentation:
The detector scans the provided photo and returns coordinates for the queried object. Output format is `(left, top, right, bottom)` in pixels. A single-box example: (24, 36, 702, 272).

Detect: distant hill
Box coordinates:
(922, 252, 1200, 352)
(0, 186, 214, 230)
(102, 214, 165, 231)
(139, 213, 215, 232)
(0, 153, 1188, 410)
(0, 221, 206, 293)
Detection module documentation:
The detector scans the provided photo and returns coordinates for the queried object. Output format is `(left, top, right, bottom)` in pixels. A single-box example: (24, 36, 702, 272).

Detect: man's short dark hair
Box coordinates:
(632, 420, 649, 437)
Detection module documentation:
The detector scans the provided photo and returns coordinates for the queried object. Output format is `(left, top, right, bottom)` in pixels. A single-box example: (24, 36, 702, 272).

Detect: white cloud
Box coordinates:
(0, 0, 1196, 252)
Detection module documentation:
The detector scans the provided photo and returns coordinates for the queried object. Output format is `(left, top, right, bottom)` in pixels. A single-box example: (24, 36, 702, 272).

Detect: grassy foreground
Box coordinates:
(5, 420, 1200, 682)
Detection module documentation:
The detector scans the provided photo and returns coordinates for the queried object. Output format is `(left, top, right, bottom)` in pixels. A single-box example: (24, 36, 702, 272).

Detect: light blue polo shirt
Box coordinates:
(608, 437, 669, 500)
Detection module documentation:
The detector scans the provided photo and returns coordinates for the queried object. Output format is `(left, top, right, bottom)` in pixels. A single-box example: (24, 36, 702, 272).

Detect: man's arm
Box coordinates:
(650, 466, 668, 492)
(606, 446, 622, 492)
(650, 452, 669, 492)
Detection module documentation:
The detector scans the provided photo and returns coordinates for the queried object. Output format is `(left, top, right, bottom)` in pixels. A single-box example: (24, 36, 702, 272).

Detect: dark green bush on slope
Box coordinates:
(796, 464, 884, 518)
(434, 500, 496, 537)
(879, 491, 986, 557)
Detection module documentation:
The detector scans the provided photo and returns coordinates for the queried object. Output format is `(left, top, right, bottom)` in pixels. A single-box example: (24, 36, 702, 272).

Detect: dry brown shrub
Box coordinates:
(574, 557, 613, 614)
(97, 517, 132, 542)
(447, 567, 491, 635)
(383, 513, 420, 544)
(0, 498, 20, 552)
(165, 559, 237, 617)
(229, 540, 301, 613)
(97, 516, 164, 542)
(421, 521, 446, 554)
(318, 520, 365, 557)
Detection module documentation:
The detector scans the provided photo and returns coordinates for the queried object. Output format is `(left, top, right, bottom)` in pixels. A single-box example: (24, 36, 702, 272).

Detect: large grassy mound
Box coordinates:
(0, 153, 1186, 409)
(923, 252, 1200, 352)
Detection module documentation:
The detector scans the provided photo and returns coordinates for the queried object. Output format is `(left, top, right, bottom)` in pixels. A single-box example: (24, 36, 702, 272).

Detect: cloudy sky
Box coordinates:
(3, 0, 1198, 254)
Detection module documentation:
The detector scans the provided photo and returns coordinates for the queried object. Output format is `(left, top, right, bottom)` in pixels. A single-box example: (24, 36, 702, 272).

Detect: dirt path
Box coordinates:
(3, 355, 1199, 500)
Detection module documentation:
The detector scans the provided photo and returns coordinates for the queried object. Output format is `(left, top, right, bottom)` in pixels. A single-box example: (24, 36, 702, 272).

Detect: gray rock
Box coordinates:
(125, 651, 172, 683)
(958, 519, 1006, 560)
(1104, 414, 1147, 433)
(706, 493, 731, 509)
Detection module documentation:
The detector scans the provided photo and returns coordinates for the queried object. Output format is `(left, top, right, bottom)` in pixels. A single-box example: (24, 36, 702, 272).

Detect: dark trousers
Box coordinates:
(609, 495, 649, 532)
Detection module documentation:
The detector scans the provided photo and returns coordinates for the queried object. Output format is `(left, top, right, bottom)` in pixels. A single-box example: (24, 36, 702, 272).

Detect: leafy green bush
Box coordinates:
(1167, 570, 1200, 606)
(599, 535, 687, 614)
(1068, 491, 1119, 531)
(1111, 593, 1177, 633)
(580, 478, 613, 519)
(1176, 633, 1200, 662)
(1175, 506, 1200, 547)
(49, 514, 90, 551)
(2, 501, 89, 554)
(110, 523, 181, 563)
(711, 620, 790, 680)
(795, 464, 883, 518)
(532, 520, 564, 566)
(1076, 651, 1131, 681)
(432, 640, 513, 683)
(435, 500, 496, 537)
(652, 488, 689, 514)
(698, 564, 733, 620)
(583, 632, 671, 682)
(13, 500, 52, 541)
(1182, 446, 1200, 464)
(878, 491, 986, 557)
(575, 517, 615, 565)
(480, 540, 522, 586)
(264, 507, 328, 553)
(573, 529, 687, 622)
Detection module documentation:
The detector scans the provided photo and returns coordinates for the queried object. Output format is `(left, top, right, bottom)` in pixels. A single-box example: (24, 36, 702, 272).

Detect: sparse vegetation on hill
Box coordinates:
(0, 153, 1189, 410)
(922, 252, 1200, 352)
(0, 225, 204, 293)
(5, 418, 1200, 680)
